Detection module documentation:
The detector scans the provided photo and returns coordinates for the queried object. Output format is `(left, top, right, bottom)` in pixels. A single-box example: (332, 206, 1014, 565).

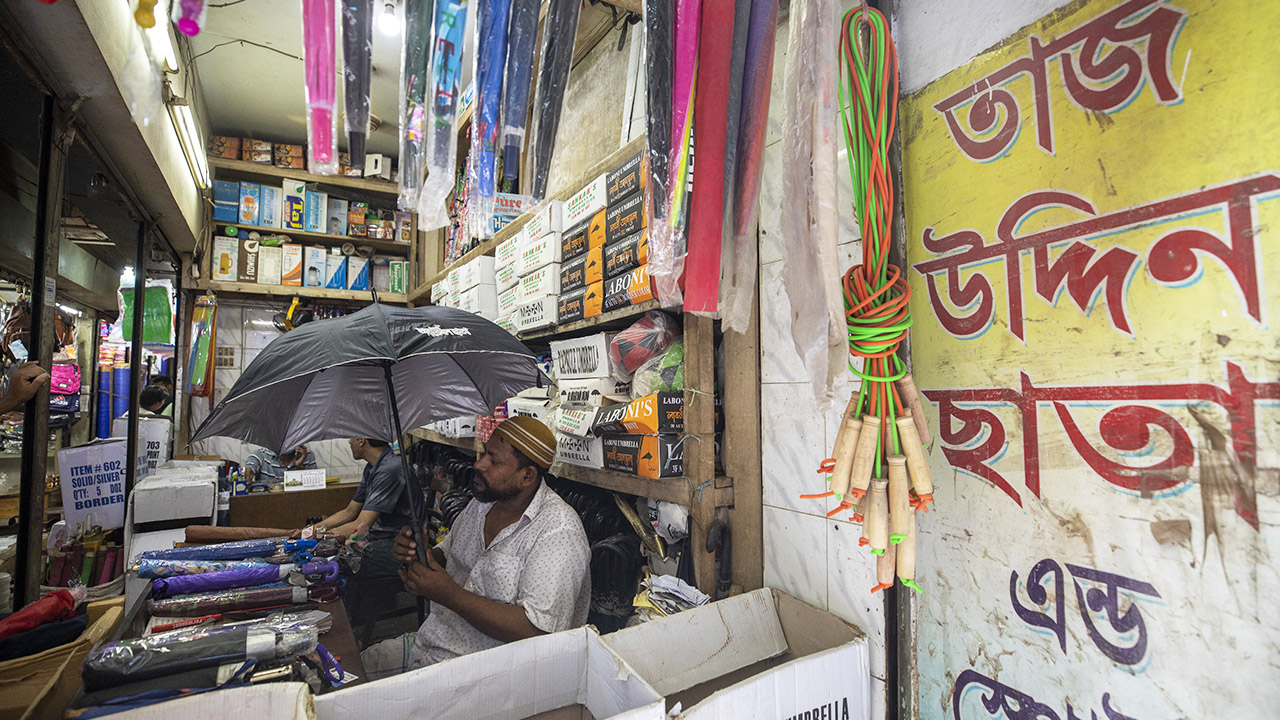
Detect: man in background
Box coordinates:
(244, 445, 316, 490)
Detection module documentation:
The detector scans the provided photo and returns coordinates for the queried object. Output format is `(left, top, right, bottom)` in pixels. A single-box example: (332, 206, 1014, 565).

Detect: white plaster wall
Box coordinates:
(893, 0, 1073, 93)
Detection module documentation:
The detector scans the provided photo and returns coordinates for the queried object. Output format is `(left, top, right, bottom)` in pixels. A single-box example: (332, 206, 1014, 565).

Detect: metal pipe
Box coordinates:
(124, 222, 150, 496)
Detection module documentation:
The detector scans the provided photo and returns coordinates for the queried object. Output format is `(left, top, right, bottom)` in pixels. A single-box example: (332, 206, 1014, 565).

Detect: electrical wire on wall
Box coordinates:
(802, 3, 933, 595)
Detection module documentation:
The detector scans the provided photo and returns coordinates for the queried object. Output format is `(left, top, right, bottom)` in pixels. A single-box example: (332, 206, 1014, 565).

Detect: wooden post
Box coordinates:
(723, 279, 763, 590)
(683, 313, 717, 595)
(16, 96, 72, 608)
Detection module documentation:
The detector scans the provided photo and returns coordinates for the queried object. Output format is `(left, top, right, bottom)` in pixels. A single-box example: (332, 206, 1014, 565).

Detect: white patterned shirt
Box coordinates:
(409, 480, 591, 668)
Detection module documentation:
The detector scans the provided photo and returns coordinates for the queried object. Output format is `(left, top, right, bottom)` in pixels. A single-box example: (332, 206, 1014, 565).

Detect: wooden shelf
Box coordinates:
(210, 156, 399, 197)
(518, 299, 662, 342)
(407, 134, 648, 305)
(408, 428, 482, 453)
(198, 280, 407, 304)
(212, 222, 409, 255)
(550, 463, 691, 506)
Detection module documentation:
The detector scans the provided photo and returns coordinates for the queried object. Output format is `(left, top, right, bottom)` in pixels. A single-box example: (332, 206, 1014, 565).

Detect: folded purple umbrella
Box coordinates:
(151, 566, 286, 599)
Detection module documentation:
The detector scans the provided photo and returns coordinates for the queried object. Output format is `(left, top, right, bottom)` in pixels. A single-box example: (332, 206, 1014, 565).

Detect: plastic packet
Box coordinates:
(83, 625, 317, 692)
(608, 311, 681, 380)
(632, 340, 684, 397)
(147, 585, 305, 617)
(302, 0, 340, 175)
(150, 565, 285, 599)
(121, 46, 162, 129)
(528, 0, 584, 199)
(499, 0, 539, 190)
(398, 0, 434, 210)
(172, 0, 207, 36)
(779, 0, 843, 411)
(342, 0, 375, 170)
(475, 0, 511, 201)
(719, 0, 779, 334)
(417, 0, 475, 227)
(135, 559, 273, 579)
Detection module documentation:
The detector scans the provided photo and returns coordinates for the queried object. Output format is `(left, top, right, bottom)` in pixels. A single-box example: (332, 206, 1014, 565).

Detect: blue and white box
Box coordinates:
(213, 180, 239, 222)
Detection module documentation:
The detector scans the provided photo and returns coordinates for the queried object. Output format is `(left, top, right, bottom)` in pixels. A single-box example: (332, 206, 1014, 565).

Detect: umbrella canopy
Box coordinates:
(191, 304, 543, 452)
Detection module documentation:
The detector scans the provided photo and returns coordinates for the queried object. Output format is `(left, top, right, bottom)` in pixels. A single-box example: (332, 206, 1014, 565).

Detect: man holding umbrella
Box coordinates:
(361, 416, 590, 677)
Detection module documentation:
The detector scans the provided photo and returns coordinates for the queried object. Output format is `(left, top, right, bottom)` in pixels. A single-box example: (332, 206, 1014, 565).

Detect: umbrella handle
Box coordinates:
(383, 362, 430, 566)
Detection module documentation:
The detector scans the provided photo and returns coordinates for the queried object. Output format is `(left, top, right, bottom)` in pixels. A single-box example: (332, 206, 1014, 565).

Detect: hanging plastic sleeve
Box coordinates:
(475, 0, 512, 200)
(302, 0, 340, 175)
(778, 0, 843, 411)
(416, 0, 474, 228)
(401, 0, 438, 210)
(528, 0, 585, 200)
(342, 0, 375, 170)
(499, 0, 540, 191)
(464, 0, 487, 241)
(642, 0, 672, 302)
(649, 0, 702, 307)
(719, 0, 780, 334)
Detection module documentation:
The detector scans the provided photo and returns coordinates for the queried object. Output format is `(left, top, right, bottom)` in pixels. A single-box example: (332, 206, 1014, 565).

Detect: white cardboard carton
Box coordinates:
(555, 433, 604, 469)
(604, 588, 870, 720)
(506, 396, 554, 426)
(518, 263, 562, 302)
(458, 256, 497, 290)
(515, 296, 557, 332)
(496, 261, 520, 292)
(555, 407, 599, 437)
(130, 466, 218, 525)
(550, 333, 618, 379)
(496, 313, 518, 335)
(522, 199, 565, 241)
(258, 246, 283, 284)
(558, 377, 631, 408)
(495, 234, 521, 269)
(111, 682, 312, 720)
(517, 232, 564, 275)
(564, 173, 608, 228)
(498, 285, 520, 316)
(461, 284, 499, 319)
(316, 627, 663, 720)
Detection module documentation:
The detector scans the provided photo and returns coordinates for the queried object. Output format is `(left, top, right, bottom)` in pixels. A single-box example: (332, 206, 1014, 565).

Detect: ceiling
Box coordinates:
(190, 0, 414, 159)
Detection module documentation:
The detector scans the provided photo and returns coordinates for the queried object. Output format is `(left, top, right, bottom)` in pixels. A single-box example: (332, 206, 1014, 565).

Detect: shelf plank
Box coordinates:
(550, 463, 690, 506)
(410, 134, 649, 303)
(199, 280, 406, 304)
(210, 156, 400, 196)
(212, 222, 409, 255)
(408, 428, 483, 453)
(517, 299, 662, 342)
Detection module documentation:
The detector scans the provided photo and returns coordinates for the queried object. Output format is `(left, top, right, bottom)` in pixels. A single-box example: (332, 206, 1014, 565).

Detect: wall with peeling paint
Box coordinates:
(897, 0, 1280, 717)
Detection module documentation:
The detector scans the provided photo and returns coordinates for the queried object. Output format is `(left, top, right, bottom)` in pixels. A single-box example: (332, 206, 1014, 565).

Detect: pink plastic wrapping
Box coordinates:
(302, 0, 340, 175)
(779, 0, 843, 410)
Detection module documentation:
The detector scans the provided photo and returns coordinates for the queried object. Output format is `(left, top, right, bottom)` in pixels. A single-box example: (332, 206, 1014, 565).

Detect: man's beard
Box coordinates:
(473, 477, 521, 503)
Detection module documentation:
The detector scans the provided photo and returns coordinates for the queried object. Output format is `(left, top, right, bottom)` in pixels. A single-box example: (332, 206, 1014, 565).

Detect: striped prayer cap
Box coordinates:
(491, 416, 556, 470)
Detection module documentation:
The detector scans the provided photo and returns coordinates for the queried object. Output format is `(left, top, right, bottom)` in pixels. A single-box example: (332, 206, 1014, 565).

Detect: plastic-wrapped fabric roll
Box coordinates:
(528, 0, 583, 200)
(139, 539, 279, 561)
(342, 0, 375, 169)
(303, 0, 340, 175)
(135, 560, 273, 579)
(476, 0, 511, 200)
(111, 362, 130, 419)
(147, 585, 305, 617)
(96, 368, 112, 438)
(150, 566, 285, 598)
(643, 0, 672, 220)
(82, 625, 317, 692)
(416, 0, 472, 227)
(499, 0, 539, 190)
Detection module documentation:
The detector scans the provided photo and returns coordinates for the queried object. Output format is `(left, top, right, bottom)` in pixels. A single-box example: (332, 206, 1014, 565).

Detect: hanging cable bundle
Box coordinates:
(802, 4, 931, 595)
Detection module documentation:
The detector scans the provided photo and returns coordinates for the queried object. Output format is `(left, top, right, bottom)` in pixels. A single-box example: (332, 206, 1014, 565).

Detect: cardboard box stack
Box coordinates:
(456, 256, 497, 320)
(512, 200, 565, 334)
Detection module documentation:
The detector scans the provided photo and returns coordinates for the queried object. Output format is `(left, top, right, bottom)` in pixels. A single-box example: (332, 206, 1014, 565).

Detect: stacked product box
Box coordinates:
(600, 150, 655, 313)
(513, 200, 565, 334)
(549, 333, 625, 470)
(457, 256, 497, 319)
(591, 391, 685, 478)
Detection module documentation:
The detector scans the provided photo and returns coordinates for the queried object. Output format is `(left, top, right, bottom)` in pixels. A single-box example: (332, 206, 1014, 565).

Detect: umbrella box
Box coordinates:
(460, 285, 498, 319)
(604, 230, 648, 280)
(559, 211, 607, 261)
(498, 285, 520, 316)
(564, 173, 608, 228)
(559, 245, 604, 292)
(496, 261, 519, 292)
(506, 396, 554, 426)
(555, 432, 604, 469)
(555, 407, 599, 438)
(518, 264, 561, 302)
(606, 149, 646, 207)
(496, 313, 517, 335)
(496, 234, 520, 269)
(550, 333, 618, 380)
(601, 434, 683, 478)
(521, 198, 565, 241)
(517, 232, 563, 276)
(602, 588, 870, 720)
(558, 377, 631, 408)
(315, 627, 664, 720)
(603, 266, 655, 312)
(605, 193, 646, 245)
(457, 256, 496, 290)
(591, 392, 683, 435)
(515, 296, 557, 332)
(556, 287, 588, 324)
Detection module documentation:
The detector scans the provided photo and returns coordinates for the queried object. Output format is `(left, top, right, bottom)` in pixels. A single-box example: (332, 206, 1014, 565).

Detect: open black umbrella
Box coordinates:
(191, 303, 544, 559)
